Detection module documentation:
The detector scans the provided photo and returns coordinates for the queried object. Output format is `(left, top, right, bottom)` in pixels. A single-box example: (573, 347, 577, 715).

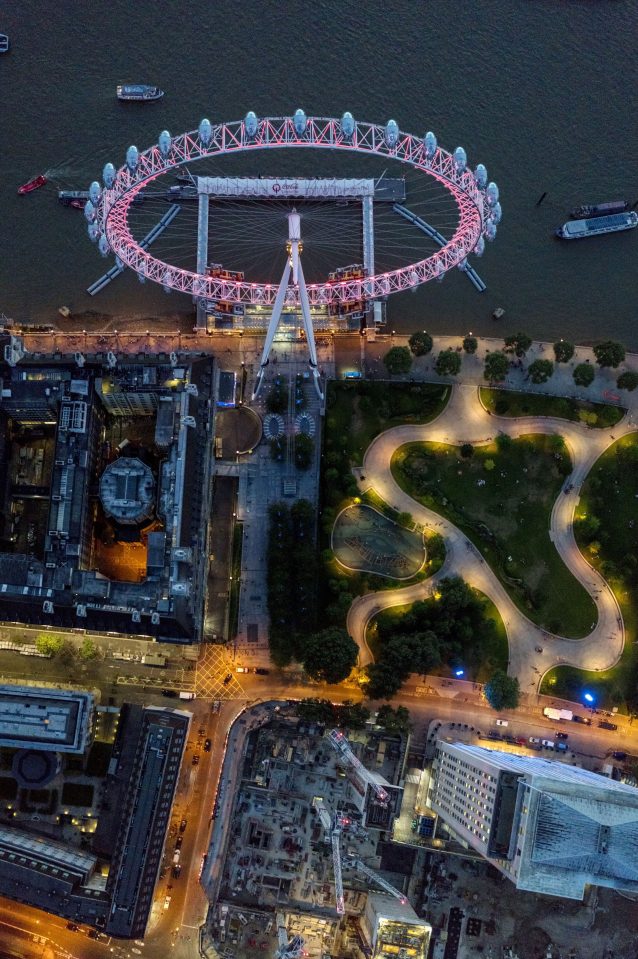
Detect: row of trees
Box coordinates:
(385, 332, 637, 390)
(267, 499, 318, 666)
(35, 633, 100, 663)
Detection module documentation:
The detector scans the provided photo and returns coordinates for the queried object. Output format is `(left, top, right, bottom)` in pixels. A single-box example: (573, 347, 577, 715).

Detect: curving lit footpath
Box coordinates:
(348, 384, 634, 690)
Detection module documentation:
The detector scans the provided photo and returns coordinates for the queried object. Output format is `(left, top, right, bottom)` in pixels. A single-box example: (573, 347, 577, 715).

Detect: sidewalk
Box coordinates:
(363, 333, 638, 412)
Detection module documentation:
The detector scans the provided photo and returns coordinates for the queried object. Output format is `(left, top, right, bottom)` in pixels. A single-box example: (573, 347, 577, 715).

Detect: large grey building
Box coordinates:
(103, 705, 190, 938)
(0, 357, 215, 643)
(0, 684, 94, 754)
(430, 741, 638, 900)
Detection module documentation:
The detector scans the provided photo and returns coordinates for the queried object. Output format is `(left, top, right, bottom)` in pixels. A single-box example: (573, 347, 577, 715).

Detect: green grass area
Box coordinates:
(0, 777, 17, 800)
(392, 435, 596, 637)
(541, 436, 638, 710)
(61, 783, 94, 806)
(228, 521, 243, 640)
(327, 381, 449, 468)
(318, 382, 450, 630)
(480, 387, 625, 427)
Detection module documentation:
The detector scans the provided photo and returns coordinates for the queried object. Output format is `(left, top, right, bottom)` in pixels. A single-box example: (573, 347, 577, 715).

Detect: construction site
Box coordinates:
(208, 713, 433, 959)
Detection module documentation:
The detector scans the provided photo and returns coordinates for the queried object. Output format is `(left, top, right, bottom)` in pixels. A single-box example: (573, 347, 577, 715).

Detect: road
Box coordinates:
(350, 383, 633, 689)
(3, 669, 638, 959)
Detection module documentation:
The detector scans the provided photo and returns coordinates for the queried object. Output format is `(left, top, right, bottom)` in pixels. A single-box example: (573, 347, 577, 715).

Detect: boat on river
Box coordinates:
(555, 211, 638, 240)
(116, 84, 164, 101)
(18, 174, 47, 195)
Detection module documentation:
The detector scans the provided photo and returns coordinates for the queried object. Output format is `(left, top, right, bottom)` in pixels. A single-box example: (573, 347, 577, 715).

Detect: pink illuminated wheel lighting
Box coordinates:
(94, 115, 497, 305)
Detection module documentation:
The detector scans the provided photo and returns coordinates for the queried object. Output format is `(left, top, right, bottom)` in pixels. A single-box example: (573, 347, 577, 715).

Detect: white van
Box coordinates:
(541, 739, 555, 749)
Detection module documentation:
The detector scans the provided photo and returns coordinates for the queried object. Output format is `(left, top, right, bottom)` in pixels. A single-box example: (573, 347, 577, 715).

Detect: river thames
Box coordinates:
(1, 0, 637, 344)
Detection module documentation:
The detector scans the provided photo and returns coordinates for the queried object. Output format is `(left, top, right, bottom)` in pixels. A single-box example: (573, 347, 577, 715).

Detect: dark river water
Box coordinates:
(1, 0, 637, 344)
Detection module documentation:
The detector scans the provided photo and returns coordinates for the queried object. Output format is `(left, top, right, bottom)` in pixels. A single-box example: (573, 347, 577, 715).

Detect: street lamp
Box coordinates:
(454, 668, 465, 678)
(583, 692, 595, 704)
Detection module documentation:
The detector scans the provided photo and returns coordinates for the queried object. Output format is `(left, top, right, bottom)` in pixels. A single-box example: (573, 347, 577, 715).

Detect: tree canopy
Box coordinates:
(364, 576, 499, 699)
(267, 500, 318, 666)
(484, 352, 509, 384)
(376, 704, 411, 733)
(384, 346, 413, 375)
(484, 669, 520, 710)
(553, 340, 575, 364)
(528, 358, 554, 384)
(504, 332, 532, 357)
(301, 628, 358, 684)
(593, 341, 625, 368)
(462, 335, 478, 354)
(408, 331, 433, 356)
(294, 433, 314, 470)
(573, 362, 595, 387)
(617, 371, 638, 392)
(435, 349, 462, 377)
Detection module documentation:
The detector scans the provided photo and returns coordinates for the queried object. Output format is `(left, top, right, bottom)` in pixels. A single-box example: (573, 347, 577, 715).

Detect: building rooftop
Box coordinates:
(0, 685, 94, 754)
(99, 456, 155, 525)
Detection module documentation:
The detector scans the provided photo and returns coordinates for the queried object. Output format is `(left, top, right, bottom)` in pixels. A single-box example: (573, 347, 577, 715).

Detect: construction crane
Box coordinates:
(352, 859, 407, 905)
(331, 826, 345, 915)
(327, 729, 390, 805)
(312, 796, 333, 836)
(275, 913, 305, 959)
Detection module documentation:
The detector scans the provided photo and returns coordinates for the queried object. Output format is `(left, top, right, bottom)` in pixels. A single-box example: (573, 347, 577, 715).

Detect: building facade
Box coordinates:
(430, 741, 638, 899)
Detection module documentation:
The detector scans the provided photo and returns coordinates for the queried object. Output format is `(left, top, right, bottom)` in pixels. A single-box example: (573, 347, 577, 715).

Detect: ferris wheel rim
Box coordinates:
(97, 115, 491, 305)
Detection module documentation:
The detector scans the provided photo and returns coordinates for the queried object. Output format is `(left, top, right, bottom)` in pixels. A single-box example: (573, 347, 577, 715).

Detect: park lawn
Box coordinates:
(480, 387, 625, 427)
(392, 435, 596, 637)
(366, 592, 508, 682)
(542, 435, 638, 709)
(327, 381, 449, 467)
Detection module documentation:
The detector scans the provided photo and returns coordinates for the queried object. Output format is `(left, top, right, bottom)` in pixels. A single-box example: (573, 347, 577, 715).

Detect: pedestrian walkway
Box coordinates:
(348, 383, 633, 691)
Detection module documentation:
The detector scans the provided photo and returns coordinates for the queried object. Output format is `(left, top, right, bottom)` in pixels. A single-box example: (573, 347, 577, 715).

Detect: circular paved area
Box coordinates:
(332, 504, 426, 579)
(216, 407, 262, 456)
(348, 384, 635, 691)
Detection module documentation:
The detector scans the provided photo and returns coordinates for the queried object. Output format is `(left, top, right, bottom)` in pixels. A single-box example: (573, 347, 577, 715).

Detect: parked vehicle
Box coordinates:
(495, 719, 509, 727)
(598, 721, 618, 731)
(529, 737, 541, 744)
(612, 751, 627, 761)
(204, 738, 212, 751)
(556, 742, 568, 752)
(179, 819, 187, 833)
(541, 739, 555, 749)
(572, 714, 592, 725)
(555, 732, 569, 740)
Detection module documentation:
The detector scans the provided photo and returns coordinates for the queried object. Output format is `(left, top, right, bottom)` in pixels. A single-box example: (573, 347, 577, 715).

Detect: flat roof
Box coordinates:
(0, 684, 93, 754)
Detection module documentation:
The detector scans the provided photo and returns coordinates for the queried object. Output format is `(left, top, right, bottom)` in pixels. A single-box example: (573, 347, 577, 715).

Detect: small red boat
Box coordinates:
(69, 199, 84, 209)
(18, 174, 48, 195)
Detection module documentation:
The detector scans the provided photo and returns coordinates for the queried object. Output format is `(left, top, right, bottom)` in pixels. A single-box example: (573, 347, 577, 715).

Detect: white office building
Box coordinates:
(429, 742, 638, 900)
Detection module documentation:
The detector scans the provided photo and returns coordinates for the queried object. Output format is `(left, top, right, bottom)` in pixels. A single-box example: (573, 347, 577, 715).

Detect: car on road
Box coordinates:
(529, 737, 541, 744)
(515, 737, 527, 746)
(598, 721, 618, 731)
(175, 836, 183, 850)
(161, 689, 178, 698)
(541, 739, 555, 749)
(204, 738, 211, 751)
(179, 819, 187, 833)
(66, 922, 79, 931)
(495, 719, 509, 727)
(612, 751, 627, 761)
(254, 667, 270, 675)
(236, 666, 248, 673)
(172, 864, 182, 879)
(572, 715, 592, 725)
(223, 674, 232, 685)
(487, 732, 501, 740)
(555, 732, 569, 740)
(164, 895, 171, 910)
(192, 754, 200, 765)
